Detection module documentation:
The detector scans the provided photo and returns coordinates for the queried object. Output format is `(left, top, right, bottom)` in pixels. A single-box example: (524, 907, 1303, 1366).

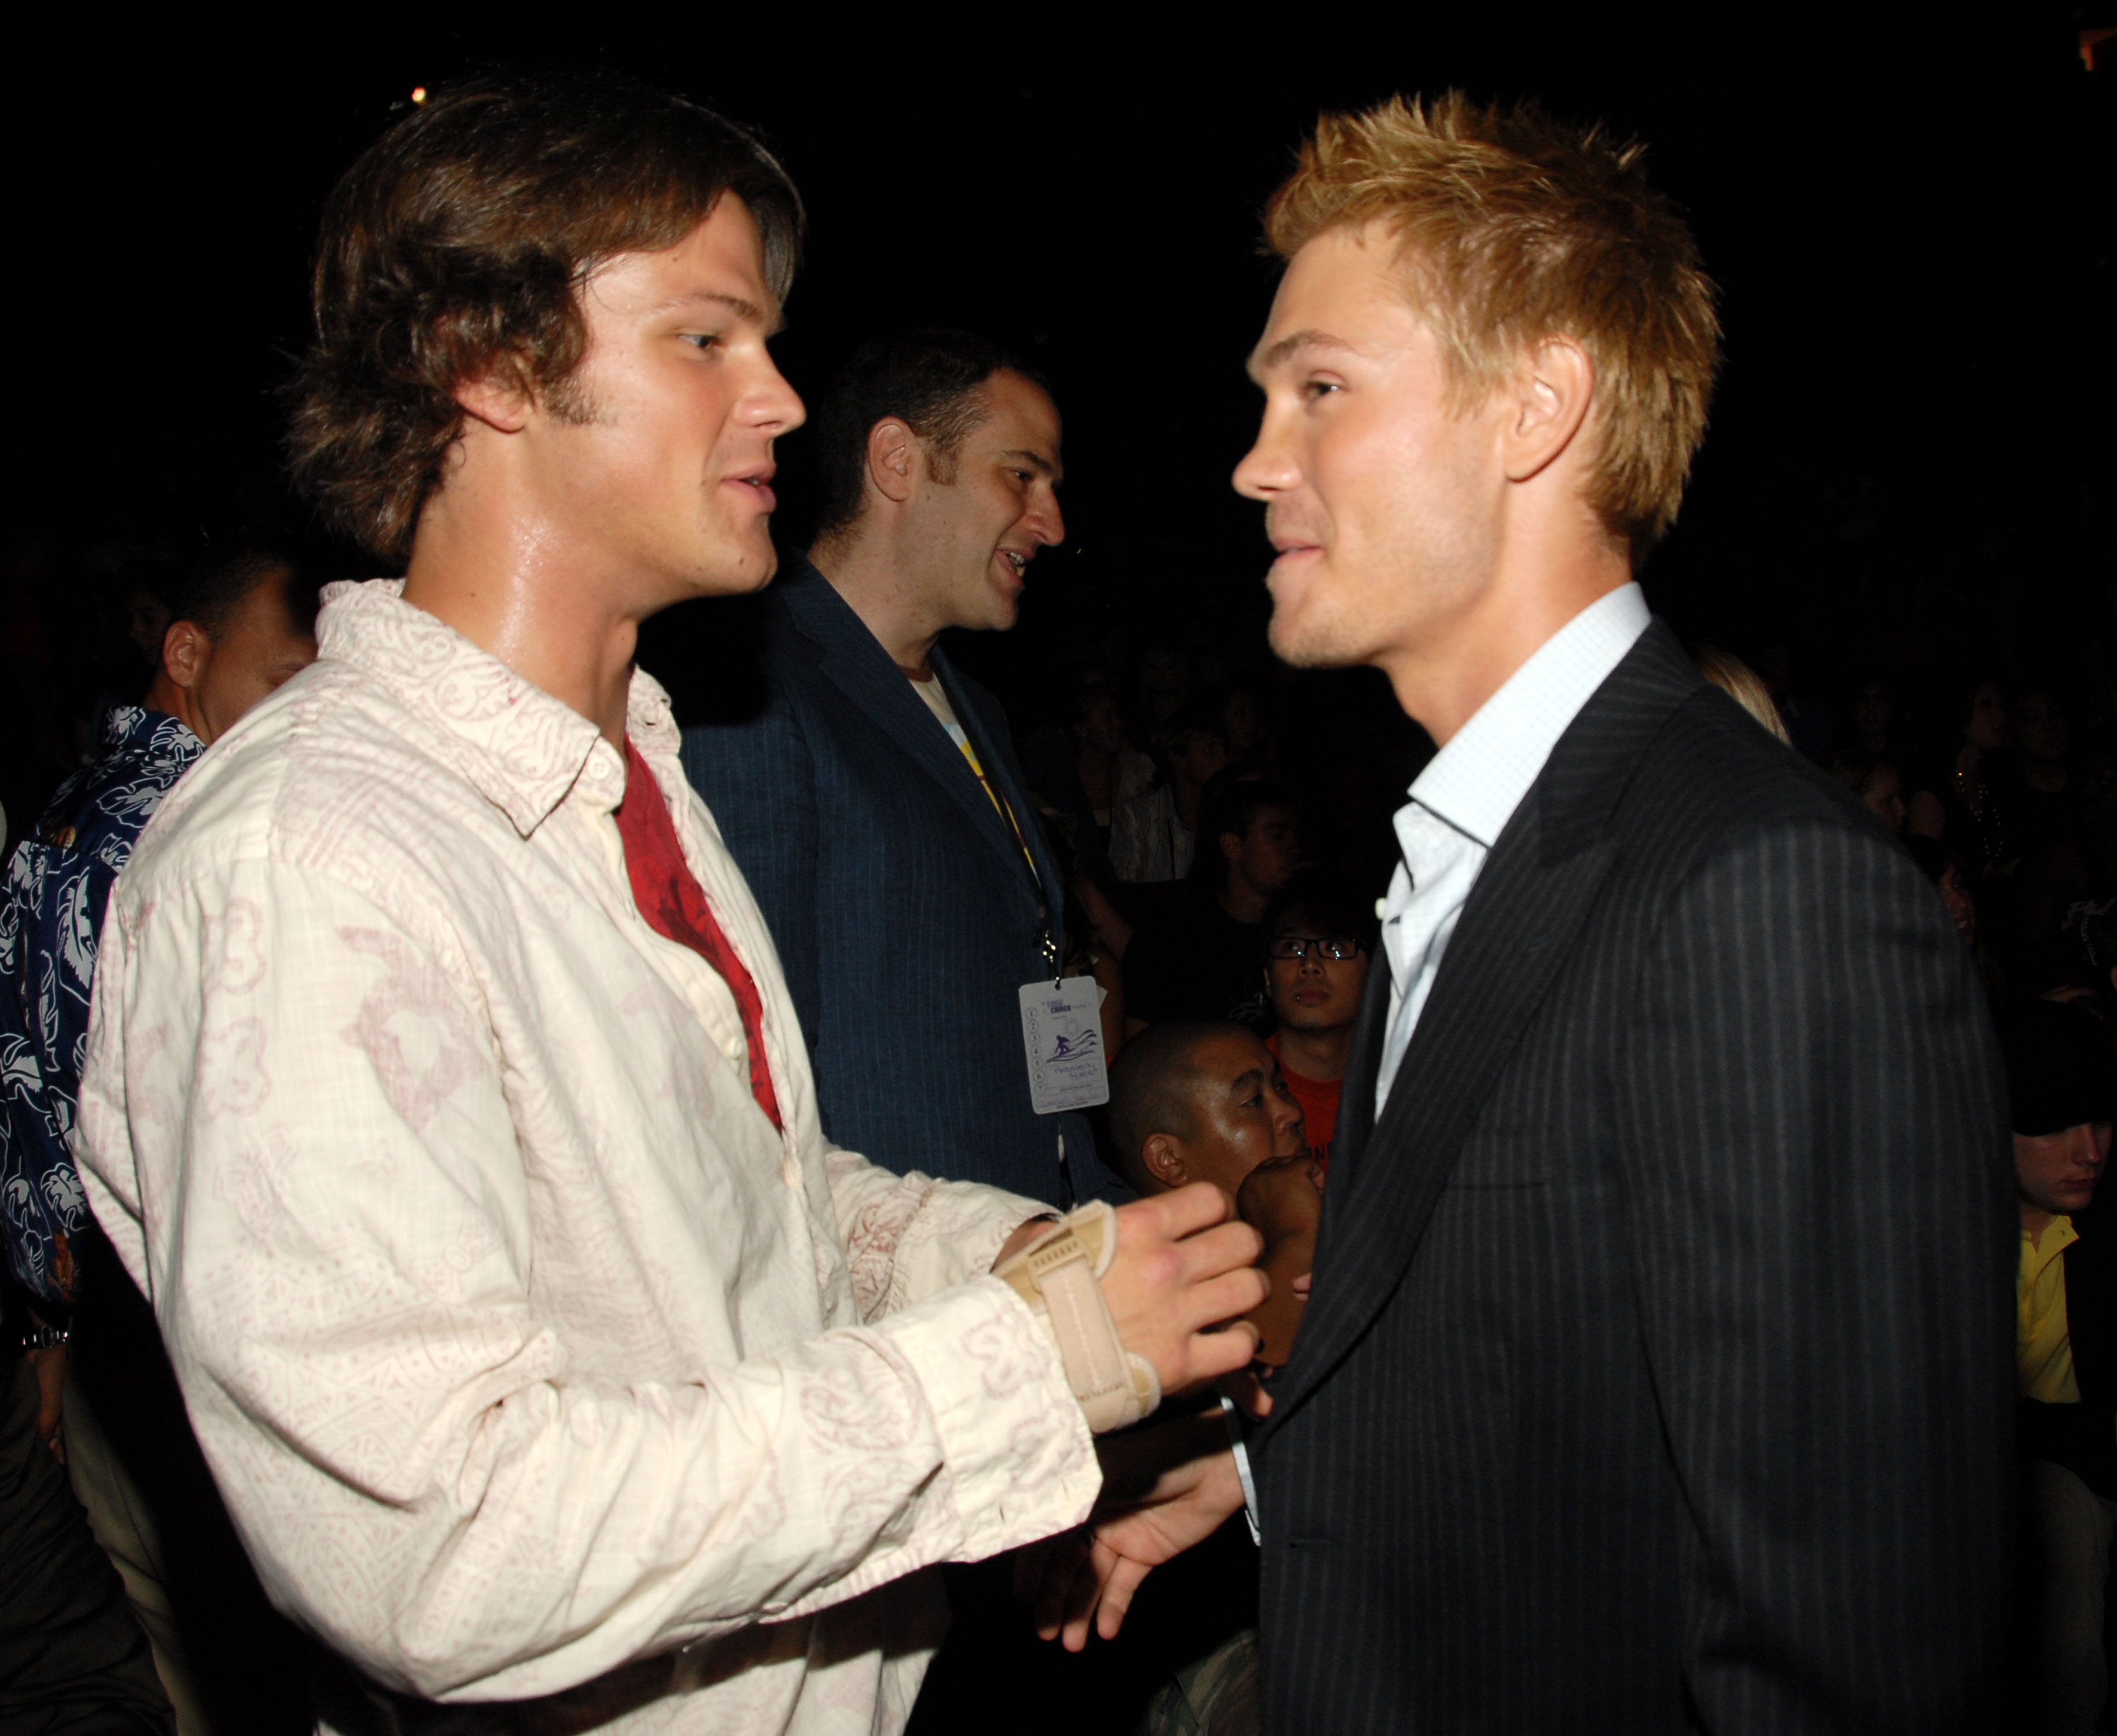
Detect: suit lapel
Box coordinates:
(780, 558, 1040, 894)
(1261, 620, 1704, 1436)
(1315, 946, 1392, 1198)
(1264, 803, 1617, 1429)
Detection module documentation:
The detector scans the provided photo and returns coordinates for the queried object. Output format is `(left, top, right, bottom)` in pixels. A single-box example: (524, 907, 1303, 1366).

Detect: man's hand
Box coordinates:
(1017, 1404, 1247, 1649)
(27, 1345, 67, 1465)
(1236, 1156, 1323, 1369)
(1099, 1183, 1265, 1395)
(1236, 1154, 1323, 1249)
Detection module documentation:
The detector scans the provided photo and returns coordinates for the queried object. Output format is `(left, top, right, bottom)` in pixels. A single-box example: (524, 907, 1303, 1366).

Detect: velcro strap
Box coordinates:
(995, 1203, 1161, 1433)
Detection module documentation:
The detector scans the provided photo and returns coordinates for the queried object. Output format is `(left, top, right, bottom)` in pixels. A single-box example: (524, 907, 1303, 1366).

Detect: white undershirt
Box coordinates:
(907, 670, 1035, 876)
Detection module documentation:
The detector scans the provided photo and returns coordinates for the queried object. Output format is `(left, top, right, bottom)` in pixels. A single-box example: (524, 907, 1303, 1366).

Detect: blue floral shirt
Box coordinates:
(1, 705, 203, 1305)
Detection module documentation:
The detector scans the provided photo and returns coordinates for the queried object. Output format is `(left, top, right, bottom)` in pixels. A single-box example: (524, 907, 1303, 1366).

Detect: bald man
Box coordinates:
(1108, 1023, 1319, 1368)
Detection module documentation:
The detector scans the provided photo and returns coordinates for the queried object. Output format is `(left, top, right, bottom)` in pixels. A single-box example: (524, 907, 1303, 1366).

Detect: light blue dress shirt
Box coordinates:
(1375, 583, 1652, 1116)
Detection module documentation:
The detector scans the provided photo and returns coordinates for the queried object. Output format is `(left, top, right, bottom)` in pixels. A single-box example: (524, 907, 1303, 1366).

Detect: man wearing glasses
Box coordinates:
(1260, 876, 1375, 1176)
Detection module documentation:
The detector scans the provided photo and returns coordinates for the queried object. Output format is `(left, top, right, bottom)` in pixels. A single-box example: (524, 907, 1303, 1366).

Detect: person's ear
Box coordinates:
(1220, 830, 1243, 863)
(866, 418, 918, 505)
(454, 365, 535, 435)
(1142, 1133, 1188, 1190)
(161, 619, 209, 693)
(1503, 337, 1595, 485)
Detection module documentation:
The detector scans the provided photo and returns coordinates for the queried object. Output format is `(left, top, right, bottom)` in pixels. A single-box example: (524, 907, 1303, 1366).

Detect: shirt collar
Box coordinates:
(1407, 583, 1651, 849)
(315, 578, 680, 837)
(100, 704, 203, 763)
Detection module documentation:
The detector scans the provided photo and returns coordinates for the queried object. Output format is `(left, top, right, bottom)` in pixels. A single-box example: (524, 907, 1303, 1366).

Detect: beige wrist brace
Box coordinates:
(994, 1201, 1161, 1433)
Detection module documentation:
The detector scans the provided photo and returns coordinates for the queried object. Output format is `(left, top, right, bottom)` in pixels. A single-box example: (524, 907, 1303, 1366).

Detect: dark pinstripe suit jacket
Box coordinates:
(678, 555, 1113, 1203)
(1254, 621, 2016, 1733)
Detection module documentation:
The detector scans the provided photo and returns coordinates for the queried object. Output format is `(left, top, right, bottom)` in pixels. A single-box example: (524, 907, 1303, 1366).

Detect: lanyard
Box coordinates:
(1036, 906, 1062, 988)
(1036, 905, 1078, 1211)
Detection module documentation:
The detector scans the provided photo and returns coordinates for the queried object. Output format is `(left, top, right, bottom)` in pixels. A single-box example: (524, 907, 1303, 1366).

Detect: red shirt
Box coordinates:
(1268, 1032, 1341, 1177)
(614, 741, 783, 1131)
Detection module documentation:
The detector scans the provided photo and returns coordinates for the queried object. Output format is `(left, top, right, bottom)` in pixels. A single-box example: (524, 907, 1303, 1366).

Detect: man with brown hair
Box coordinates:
(680, 330, 1125, 1207)
(1047, 93, 2013, 1732)
(71, 72, 1262, 1735)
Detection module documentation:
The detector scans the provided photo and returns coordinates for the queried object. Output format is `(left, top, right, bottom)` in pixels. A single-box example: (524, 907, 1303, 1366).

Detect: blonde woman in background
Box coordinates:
(1698, 645, 1792, 745)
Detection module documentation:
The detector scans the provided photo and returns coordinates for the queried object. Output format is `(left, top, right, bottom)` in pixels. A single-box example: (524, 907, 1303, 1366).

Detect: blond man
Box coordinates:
(1041, 94, 2013, 1732)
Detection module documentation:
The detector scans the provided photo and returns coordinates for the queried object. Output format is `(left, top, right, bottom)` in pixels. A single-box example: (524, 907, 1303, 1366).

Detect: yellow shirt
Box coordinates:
(2019, 1214, 2082, 1403)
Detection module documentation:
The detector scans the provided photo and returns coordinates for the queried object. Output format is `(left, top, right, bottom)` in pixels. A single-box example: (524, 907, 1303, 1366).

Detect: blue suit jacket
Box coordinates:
(679, 554, 1115, 1204)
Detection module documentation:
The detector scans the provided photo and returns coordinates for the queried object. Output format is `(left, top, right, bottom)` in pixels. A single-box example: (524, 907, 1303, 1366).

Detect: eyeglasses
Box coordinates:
(1268, 935, 1366, 962)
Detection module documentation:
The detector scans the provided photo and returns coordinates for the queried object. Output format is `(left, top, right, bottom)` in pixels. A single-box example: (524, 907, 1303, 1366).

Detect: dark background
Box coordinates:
(9, 9, 2113, 743)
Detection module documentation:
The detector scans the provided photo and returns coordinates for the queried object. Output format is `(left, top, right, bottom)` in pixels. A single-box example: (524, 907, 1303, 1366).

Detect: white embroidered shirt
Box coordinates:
(74, 579, 1098, 1733)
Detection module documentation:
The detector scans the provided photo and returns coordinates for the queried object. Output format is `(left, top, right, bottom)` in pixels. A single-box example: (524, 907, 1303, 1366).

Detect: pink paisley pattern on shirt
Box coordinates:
(337, 925, 489, 1131)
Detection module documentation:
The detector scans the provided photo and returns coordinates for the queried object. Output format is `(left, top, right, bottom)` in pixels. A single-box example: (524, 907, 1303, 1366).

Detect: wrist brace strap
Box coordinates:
(995, 1201, 1161, 1433)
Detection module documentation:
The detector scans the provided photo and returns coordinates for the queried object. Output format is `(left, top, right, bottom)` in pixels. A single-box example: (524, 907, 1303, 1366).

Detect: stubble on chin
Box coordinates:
(1267, 583, 1365, 671)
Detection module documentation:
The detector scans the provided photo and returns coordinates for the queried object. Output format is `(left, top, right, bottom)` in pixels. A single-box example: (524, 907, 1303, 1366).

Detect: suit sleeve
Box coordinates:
(1611, 816, 2015, 1732)
(680, 708, 823, 1061)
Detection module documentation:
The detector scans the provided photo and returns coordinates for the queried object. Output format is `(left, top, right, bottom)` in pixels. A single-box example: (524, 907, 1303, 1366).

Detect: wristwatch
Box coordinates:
(17, 1321, 68, 1352)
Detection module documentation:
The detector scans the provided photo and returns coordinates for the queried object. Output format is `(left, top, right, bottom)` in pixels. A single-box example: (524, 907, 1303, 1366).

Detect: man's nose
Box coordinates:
(749, 358, 806, 435)
(1025, 490, 1064, 549)
(1232, 411, 1294, 502)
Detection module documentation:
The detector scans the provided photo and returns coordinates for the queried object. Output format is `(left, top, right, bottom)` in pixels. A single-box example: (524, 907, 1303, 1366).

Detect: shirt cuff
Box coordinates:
(1218, 1394, 1262, 1546)
(891, 1179, 1059, 1311)
(888, 1274, 1100, 1561)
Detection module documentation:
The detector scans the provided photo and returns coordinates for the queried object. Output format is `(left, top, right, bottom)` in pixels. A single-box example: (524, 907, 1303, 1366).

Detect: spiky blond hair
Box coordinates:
(1265, 93, 1720, 551)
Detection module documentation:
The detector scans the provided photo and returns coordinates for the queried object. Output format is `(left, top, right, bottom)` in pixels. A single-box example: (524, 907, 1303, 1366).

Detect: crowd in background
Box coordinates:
(7, 506, 2117, 1734)
(13, 529, 2117, 1054)
(0, 36, 2108, 1733)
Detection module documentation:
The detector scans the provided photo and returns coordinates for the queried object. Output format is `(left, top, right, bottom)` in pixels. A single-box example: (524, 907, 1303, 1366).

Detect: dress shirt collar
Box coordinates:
(1408, 582, 1651, 848)
(317, 578, 680, 837)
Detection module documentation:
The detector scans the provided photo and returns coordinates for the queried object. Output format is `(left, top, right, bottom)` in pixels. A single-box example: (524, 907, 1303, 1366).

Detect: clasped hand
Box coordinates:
(1096, 1180, 1268, 1395)
(1006, 1183, 1269, 1647)
(1015, 1400, 1249, 1651)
